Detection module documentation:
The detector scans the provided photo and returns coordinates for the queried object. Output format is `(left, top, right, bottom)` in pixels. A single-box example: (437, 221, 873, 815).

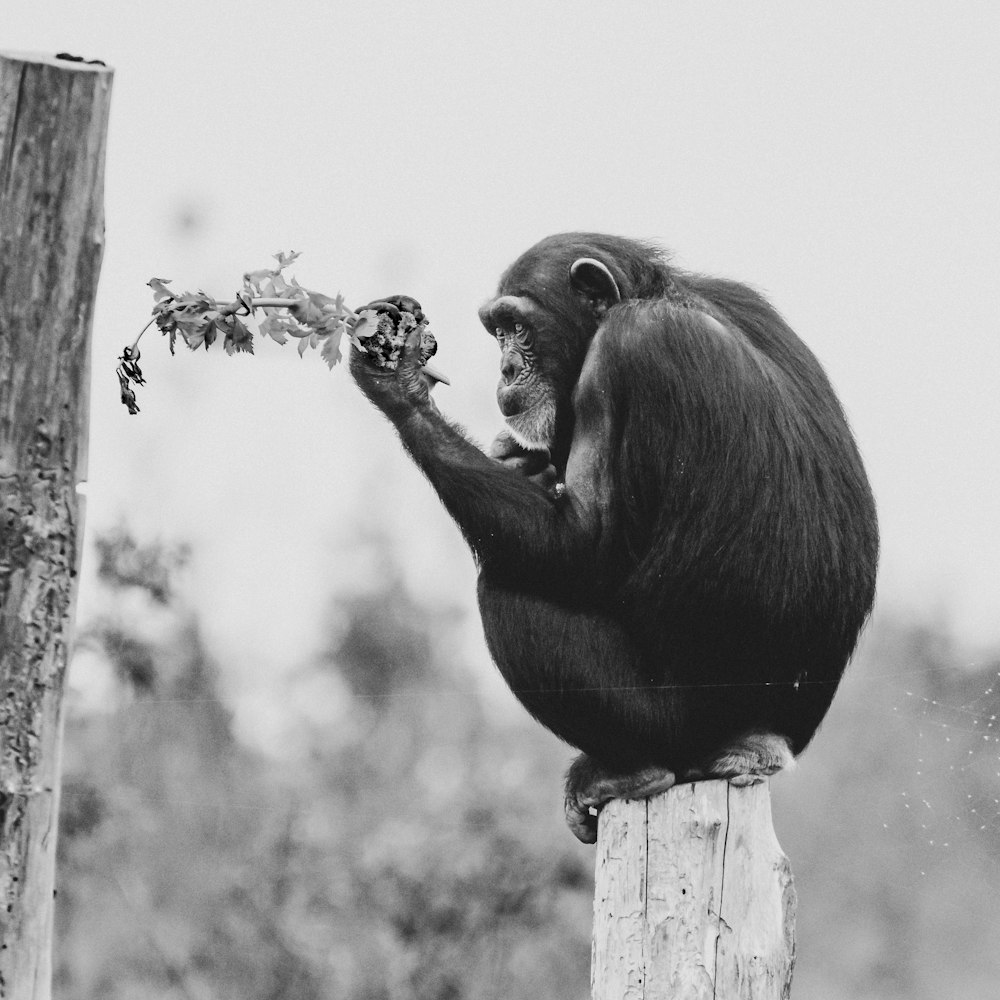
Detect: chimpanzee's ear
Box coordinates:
(569, 258, 622, 317)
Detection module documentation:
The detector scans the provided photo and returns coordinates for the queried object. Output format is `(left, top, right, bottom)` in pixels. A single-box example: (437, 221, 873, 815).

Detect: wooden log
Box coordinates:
(591, 780, 796, 1000)
(0, 50, 112, 1000)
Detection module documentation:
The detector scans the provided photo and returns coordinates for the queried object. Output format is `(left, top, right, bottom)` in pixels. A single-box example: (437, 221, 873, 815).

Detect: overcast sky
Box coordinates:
(9, 3, 1000, 717)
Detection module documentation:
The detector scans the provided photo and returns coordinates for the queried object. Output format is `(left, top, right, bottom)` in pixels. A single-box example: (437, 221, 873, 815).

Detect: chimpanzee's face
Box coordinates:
(477, 294, 563, 450)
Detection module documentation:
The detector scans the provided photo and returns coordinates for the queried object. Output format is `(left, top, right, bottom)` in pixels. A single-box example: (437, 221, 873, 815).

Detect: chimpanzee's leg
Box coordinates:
(564, 754, 677, 844)
(687, 732, 794, 785)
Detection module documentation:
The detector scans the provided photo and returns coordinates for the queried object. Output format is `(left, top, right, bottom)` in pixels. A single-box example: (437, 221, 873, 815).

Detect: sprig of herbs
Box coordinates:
(117, 252, 433, 414)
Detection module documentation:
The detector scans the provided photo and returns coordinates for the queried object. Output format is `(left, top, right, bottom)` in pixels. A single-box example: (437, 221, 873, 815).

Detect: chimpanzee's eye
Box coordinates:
(493, 318, 531, 347)
(513, 322, 533, 348)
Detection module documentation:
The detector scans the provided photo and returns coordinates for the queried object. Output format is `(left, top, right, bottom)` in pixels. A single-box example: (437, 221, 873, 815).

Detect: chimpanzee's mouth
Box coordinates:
(503, 401, 556, 452)
(498, 392, 523, 418)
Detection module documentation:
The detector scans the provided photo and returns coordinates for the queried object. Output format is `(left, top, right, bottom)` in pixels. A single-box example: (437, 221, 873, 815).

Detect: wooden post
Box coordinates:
(591, 780, 796, 1000)
(0, 51, 112, 1000)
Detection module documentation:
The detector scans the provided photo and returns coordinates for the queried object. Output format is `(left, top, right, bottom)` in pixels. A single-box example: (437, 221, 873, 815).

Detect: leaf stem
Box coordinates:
(249, 297, 302, 309)
(228, 297, 360, 323)
(127, 316, 156, 356)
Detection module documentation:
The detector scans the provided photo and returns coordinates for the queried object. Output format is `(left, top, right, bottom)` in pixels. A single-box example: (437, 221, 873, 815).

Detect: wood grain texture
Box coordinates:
(0, 50, 112, 1000)
(592, 781, 796, 1000)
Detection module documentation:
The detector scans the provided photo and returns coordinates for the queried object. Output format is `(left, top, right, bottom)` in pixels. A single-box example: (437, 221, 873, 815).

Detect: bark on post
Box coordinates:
(591, 780, 796, 1000)
(0, 51, 112, 1000)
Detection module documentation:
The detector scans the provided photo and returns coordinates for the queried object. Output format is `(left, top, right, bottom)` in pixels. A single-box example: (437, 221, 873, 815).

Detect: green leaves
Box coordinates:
(121, 253, 437, 413)
(259, 313, 293, 345)
(147, 277, 174, 301)
(220, 313, 254, 356)
(320, 331, 342, 369)
(116, 347, 145, 416)
(143, 252, 356, 364)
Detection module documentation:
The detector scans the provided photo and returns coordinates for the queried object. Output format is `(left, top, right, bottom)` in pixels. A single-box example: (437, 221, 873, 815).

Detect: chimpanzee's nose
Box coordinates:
(501, 351, 524, 386)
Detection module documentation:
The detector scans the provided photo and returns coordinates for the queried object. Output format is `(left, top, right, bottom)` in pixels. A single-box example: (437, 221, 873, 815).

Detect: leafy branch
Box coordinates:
(116, 252, 441, 415)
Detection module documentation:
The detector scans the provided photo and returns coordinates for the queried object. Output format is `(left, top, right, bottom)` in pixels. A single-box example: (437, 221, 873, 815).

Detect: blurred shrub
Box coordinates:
(57, 529, 592, 1000)
(93, 525, 189, 605)
(58, 527, 1000, 999)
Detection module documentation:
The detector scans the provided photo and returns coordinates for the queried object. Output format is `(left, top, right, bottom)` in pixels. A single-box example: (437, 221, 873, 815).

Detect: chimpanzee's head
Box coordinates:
(479, 233, 672, 461)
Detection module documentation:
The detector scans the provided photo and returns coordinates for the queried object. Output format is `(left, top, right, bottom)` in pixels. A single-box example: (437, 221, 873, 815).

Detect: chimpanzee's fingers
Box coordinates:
(354, 300, 402, 323)
(396, 328, 433, 403)
(488, 429, 517, 460)
(392, 295, 425, 324)
(354, 296, 426, 325)
(399, 327, 424, 372)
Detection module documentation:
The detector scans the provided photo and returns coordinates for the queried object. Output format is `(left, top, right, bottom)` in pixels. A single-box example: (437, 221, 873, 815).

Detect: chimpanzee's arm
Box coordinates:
(350, 337, 593, 581)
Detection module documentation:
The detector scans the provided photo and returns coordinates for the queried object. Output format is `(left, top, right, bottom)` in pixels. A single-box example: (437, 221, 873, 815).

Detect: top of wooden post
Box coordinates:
(0, 50, 113, 73)
(591, 780, 797, 1000)
(0, 48, 113, 483)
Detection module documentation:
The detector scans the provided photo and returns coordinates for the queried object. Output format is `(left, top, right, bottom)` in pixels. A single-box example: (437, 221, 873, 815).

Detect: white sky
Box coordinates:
(9, 2, 1000, 706)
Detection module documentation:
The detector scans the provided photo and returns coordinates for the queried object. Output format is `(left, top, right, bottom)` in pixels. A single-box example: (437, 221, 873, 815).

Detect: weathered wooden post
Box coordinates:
(592, 780, 796, 1000)
(0, 51, 112, 999)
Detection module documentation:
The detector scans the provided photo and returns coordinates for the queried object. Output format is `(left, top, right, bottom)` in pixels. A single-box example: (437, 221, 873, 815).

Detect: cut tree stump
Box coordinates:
(591, 779, 796, 1000)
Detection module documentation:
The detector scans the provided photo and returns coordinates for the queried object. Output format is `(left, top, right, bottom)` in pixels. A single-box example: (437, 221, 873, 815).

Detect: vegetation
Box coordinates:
(57, 531, 591, 999)
(56, 530, 1000, 998)
(116, 254, 439, 414)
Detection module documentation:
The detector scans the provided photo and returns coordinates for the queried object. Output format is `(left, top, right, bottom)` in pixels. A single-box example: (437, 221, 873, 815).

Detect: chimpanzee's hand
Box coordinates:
(488, 428, 558, 489)
(350, 296, 437, 412)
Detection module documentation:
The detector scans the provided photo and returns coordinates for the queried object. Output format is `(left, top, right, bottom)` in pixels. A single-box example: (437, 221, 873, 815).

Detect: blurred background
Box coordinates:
(10, 2, 1000, 997)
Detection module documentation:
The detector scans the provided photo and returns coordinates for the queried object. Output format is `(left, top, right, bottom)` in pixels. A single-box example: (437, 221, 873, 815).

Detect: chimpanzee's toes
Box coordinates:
(564, 794, 599, 844)
(563, 754, 677, 843)
(695, 732, 794, 785)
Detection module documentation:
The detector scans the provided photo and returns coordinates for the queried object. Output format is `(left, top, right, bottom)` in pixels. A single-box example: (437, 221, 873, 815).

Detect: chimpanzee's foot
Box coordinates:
(564, 754, 676, 844)
(687, 732, 794, 786)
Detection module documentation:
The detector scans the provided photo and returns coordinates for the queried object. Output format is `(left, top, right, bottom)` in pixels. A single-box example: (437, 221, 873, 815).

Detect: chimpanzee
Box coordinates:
(351, 233, 878, 842)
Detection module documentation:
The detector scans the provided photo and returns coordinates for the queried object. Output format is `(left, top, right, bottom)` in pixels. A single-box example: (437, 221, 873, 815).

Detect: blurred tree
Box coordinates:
(56, 529, 593, 1000)
(57, 530, 326, 1000)
(59, 528, 1000, 999)
(93, 524, 190, 606)
(320, 574, 433, 709)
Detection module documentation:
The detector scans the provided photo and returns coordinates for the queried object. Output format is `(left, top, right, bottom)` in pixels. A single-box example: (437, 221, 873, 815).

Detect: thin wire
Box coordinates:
(79, 660, 992, 706)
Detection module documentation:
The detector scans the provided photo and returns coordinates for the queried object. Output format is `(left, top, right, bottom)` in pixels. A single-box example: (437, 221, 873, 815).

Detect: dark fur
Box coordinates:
(354, 232, 878, 793)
